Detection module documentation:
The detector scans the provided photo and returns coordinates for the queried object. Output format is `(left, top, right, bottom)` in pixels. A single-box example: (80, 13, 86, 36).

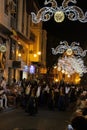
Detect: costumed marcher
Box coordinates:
(26, 88, 38, 116)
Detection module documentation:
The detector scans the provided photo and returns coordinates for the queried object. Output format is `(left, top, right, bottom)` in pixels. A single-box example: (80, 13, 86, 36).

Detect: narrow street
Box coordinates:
(0, 107, 72, 130)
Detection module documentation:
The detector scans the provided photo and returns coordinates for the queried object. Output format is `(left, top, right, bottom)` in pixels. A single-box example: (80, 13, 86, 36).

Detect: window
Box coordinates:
(10, 39, 16, 60)
(4, 0, 9, 15)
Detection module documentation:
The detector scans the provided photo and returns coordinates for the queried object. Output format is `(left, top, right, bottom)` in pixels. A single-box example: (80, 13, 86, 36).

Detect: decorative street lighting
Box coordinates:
(52, 41, 87, 77)
(31, 0, 87, 23)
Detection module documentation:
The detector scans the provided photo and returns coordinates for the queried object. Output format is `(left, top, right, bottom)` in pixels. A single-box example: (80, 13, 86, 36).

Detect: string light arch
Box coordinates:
(31, 0, 87, 23)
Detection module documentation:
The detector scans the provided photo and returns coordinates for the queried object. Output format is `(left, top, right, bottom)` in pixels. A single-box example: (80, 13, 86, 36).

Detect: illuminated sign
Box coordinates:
(29, 65, 35, 74)
(23, 65, 29, 72)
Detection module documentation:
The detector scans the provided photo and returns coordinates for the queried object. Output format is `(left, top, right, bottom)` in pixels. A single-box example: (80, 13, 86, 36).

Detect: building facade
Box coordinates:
(0, 0, 47, 84)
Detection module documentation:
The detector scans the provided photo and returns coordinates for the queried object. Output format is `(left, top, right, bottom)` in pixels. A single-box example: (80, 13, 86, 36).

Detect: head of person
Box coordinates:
(71, 115, 87, 130)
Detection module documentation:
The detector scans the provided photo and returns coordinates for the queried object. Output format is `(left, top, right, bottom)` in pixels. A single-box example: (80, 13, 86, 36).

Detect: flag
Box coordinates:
(11, 28, 19, 40)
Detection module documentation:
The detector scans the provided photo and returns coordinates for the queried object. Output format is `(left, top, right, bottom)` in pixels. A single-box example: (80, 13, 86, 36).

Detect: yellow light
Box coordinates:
(54, 11, 65, 23)
(62, 70, 65, 73)
(54, 66, 57, 69)
(65, 71, 68, 74)
(18, 41, 21, 44)
(18, 53, 21, 57)
(58, 67, 61, 71)
(37, 51, 41, 55)
(75, 77, 81, 84)
(67, 74, 70, 78)
(66, 49, 73, 55)
(34, 54, 37, 57)
(55, 79, 59, 82)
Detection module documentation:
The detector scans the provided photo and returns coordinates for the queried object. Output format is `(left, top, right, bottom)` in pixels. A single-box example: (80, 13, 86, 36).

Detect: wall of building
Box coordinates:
(0, 0, 47, 84)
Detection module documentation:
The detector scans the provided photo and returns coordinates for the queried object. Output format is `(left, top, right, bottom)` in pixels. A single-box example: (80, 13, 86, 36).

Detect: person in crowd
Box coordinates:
(0, 87, 4, 109)
(0, 87, 8, 109)
(25, 84, 31, 105)
(71, 115, 87, 130)
(0, 77, 7, 92)
(25, 88, 38, 116)
(58, 86, 65, 111)
(65, 84, 70, 108)
(48, 89, 55, 110)
(54, 85, 59, 108)
(36, 85, 41, 106)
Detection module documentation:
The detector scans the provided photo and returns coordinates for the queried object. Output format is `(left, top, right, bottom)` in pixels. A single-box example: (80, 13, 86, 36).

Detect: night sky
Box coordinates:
(36, 0, 87, 67)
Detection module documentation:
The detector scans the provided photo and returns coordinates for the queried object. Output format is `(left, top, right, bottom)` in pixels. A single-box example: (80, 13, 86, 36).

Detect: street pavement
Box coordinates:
(0, 107, 72, 130)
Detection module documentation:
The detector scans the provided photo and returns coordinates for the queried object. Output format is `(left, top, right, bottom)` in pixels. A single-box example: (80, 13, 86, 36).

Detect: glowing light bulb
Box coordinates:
(58, 66, 61, 71)
(54, 11, 65, 23)
(34, 54, 37, 57)
(62, 70, 65, 73)
(37, 51, 41, 55)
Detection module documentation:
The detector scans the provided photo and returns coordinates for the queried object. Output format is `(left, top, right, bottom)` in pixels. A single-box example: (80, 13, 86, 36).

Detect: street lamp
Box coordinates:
(18, 53, 21, 57)
(33, 51, 41, 57)
(18, 52, 21, 61)
(37, 51, 41, 55)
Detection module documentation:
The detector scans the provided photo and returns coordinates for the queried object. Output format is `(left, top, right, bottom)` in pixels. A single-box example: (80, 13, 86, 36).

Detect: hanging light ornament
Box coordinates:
(31, 0, 87, 23)
(58, 56, 87, 76)
(52, 41, 87, 77)
(52, 41, 87, 57)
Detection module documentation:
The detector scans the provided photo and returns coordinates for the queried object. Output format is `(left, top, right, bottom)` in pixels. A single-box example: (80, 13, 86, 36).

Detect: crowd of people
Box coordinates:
(68, 85, 87, 130)
(0, 77, 87, 129)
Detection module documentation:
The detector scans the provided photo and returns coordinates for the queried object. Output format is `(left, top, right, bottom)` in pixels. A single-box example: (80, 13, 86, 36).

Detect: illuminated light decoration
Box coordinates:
(58, 56, 87, 76)
(62, 69, 65, 73)
(54, 11, 65, 23)
(31, 0, 87, 23)
(67, 74, 70, 78)
(52, 41, 87, 77)
(66, 48, 73, 55)
(52, 41, 87, 57)
(0, 45, 6, 52)
(75, 77, 81, 83)
(54, 65, 57, 69)
(58, 66, 61, 71)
